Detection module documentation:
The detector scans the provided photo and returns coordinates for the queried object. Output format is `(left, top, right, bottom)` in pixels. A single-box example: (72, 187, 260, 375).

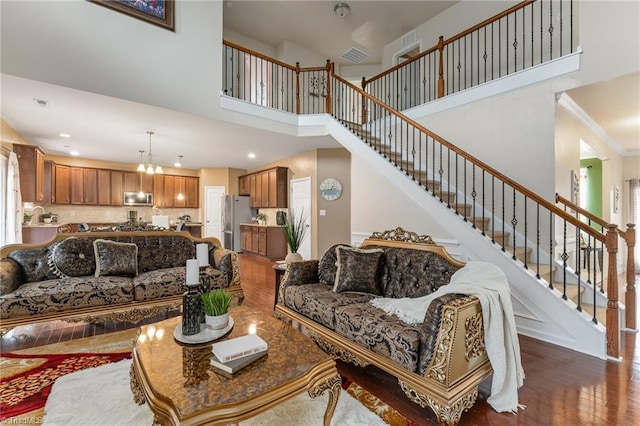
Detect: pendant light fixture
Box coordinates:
(136, 131, 163, 174)
(174, 155, 183, 168)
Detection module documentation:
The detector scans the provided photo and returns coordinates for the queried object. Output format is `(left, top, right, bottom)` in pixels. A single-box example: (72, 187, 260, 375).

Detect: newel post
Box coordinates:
(624, 224, 636, 331)
(325, 60, 333, 115)
(295, 62, 301, 115)
(605, 224, 620, 358)
(437, 36, 445, 98)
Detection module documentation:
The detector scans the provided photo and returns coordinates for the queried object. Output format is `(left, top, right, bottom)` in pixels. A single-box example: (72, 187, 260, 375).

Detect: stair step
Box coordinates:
(580, 303, 607, 325)
(536, 264, 557, 282)
(553, 282, 585, 301)
(433, 190, 456, 204)
(452, 203, 472, 217)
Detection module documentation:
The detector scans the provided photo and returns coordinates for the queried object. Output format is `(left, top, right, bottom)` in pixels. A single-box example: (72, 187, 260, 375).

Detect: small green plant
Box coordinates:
(200, 289, 232, 316)
(23, 213, 33, 223)
(283, 208, 308, 253)
(256, 212, 268, 222)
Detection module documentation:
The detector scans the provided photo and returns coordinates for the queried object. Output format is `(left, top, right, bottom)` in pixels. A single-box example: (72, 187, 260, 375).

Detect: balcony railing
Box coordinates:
(361, 0, 576, 113)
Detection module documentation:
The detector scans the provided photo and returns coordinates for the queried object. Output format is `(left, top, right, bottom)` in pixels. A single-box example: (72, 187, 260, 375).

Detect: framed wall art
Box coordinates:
(613, 185, 620, 213)
(88, 0, 175, 31)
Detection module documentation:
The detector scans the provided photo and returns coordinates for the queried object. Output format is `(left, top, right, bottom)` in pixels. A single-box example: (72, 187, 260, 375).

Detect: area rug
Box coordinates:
(42, 358, 391, 425)
(1, 329, 414, 425)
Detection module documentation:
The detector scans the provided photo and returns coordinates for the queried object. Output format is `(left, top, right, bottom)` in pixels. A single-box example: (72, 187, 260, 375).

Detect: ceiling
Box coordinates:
(1, 1, 637, 174)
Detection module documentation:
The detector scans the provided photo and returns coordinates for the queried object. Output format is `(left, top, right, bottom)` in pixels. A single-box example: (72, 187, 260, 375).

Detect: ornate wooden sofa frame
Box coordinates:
(0, 231, 242, 331)
(274, 228, 492, 425)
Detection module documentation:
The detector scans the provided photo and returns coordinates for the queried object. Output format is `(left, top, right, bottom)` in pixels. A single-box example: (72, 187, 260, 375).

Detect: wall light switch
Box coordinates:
(319, 209, 326, 216)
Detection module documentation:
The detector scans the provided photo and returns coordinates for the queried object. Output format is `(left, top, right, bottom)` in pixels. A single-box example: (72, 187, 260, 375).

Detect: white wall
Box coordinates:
(1, 0, 222, 119)
(351, 155, 455, 240)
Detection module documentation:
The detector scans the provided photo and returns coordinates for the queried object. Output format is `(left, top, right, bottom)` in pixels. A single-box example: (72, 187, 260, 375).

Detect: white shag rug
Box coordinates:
(42, 359, 387, 426)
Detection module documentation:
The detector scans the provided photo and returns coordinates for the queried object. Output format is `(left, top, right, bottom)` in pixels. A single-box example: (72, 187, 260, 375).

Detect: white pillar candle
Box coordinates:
(196, 243, 209, 267)
(186, 259, 199, 285)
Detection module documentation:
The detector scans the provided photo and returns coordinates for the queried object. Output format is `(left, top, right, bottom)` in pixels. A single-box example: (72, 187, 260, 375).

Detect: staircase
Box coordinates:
(221, 0, 636, 360)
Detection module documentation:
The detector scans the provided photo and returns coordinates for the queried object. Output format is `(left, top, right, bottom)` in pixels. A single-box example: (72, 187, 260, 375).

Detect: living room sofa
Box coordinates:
(274, 227, 492, 425)
(0, 231, 242, 331)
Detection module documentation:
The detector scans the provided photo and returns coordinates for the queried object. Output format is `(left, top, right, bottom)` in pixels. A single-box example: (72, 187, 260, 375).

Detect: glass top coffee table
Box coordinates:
(130, 305, 340, 425)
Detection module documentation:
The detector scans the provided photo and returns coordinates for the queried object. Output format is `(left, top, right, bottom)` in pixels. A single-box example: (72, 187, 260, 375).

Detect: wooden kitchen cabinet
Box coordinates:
(240, 167, 288, 208)
(185, 176, 199, 208)
(70, 167, 84, 205)
(153, 174, 164, 207)
(13, 144, 45, 203)
(83, 168, 98, 205)
(52, 164, 71, 205)
(97, 169, 111, 205)
(238, 175, 250, 196)
(174, 176, 186, 208)
(162, 175, 175, 207)
(124, 172, 153, 193)
(241, 225, 287, 259)
(111, 171, 124, 206)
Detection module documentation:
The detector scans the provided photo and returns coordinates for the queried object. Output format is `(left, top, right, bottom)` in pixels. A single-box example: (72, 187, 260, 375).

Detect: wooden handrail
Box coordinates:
(555, 193, 608, 228)
(442, 0, 536, 45)
(333, 72, 605, 242)
(363, 0, 536, 88)
(362, 46, 439, 89)
(223, 40, 297, 71)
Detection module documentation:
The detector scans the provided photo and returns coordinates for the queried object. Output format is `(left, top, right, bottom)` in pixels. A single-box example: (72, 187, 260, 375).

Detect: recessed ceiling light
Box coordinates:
(59, 133, 71, 138)
(70, 150, 79, 156)
(248, 153, 256, 159)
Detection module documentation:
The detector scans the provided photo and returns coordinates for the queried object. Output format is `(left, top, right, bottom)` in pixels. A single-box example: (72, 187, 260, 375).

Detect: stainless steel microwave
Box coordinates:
(124, 192, 153, 206)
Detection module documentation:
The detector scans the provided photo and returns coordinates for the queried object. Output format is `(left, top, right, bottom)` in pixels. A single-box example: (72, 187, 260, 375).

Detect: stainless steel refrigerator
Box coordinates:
(222, 195, 252, 251)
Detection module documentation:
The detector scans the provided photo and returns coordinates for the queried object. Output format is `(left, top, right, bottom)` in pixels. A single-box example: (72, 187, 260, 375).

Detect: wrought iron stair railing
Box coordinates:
(361, 0, 576, 114)
(556, 193, 637, 331)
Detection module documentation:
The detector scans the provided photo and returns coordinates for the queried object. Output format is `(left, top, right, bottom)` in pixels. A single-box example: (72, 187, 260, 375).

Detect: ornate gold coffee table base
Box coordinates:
(129, 306, 341, 425)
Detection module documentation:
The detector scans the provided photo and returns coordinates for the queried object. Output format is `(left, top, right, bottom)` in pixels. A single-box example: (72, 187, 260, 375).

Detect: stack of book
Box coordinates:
(211, 334, 268, 376)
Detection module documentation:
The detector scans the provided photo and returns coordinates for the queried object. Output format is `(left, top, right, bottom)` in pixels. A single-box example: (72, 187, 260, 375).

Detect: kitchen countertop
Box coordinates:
(22, 223, 68, 228)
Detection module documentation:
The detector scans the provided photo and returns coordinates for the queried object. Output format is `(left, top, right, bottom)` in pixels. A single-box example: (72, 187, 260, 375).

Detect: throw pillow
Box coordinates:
(318, 243, 349, 285)
(47, 238, 96, 278)
(333, 246, 384, 295)
(93, 239, 138, 277)
(0, 258, 22, 295)
(285, 260, 319, 285)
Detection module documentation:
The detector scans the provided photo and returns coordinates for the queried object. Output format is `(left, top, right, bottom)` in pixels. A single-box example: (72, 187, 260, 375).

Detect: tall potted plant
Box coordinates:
(282, 208, 308, 262)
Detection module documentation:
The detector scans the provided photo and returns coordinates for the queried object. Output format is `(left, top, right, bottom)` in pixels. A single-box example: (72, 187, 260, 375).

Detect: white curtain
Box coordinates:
(630, 178, 640, 271)
(5, 151, 22, 244)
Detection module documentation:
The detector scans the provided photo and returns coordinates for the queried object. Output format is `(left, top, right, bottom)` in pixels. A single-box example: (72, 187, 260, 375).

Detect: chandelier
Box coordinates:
(136, 131, 163, 174)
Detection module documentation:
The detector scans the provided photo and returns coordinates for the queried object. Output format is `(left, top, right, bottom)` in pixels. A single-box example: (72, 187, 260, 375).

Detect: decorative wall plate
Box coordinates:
(319, 178, 343, 201)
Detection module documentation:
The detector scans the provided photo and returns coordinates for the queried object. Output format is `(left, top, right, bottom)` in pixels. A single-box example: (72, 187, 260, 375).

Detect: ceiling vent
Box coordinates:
(341, 47, 369, 64)
(33, 98, 49, 108)
(401, 30, 417, 49)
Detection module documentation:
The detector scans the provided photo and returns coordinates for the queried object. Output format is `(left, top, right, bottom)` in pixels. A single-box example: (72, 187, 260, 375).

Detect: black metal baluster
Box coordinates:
(562, 219, 568, 298)
(523, 196, 528, 268)
(492, 177, 496, 243)
(471, 166, 476, 226)
(536, 203, 541, 278)
(502, 182, 506, 250)
(512, 188, 517, 260)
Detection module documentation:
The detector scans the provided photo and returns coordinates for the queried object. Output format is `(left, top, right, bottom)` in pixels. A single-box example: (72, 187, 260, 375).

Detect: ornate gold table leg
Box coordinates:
(308, 375, 341, 426)
(129, 362, 146, 405)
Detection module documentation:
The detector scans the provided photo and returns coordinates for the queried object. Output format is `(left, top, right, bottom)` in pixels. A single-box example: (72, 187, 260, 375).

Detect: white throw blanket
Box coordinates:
(371, 261, 525, 413)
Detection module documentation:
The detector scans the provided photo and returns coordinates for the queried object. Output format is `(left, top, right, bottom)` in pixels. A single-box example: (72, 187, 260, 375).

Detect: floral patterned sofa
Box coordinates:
(0, 231, 241, 330)
(274, 228, 492, 425)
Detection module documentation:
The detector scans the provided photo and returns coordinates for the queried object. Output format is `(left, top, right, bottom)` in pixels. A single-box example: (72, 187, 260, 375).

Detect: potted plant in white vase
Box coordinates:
(201, 289, 233, 330)
(283, 208, 308, 263)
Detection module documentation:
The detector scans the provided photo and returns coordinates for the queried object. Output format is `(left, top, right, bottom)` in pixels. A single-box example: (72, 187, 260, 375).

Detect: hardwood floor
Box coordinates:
(2, 253, 638, 425)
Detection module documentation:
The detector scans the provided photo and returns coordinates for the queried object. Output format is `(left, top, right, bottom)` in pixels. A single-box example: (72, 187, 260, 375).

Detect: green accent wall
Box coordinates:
(580, 158, 602, 218)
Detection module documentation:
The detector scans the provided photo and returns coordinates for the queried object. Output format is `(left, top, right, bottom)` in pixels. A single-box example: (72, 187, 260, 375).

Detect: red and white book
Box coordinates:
(212, 334, 268, 363)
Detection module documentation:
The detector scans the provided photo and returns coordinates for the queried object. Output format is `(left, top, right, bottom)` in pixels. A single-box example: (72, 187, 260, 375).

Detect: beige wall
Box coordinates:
(250, 147, 351, 259)
(1, 118, 29, 147)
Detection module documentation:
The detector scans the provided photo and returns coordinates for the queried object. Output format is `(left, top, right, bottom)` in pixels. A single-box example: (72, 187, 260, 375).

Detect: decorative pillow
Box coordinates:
(318, 244, 349, 285)
(333, 246, 384, 295)
(93, 239, 138, 277)
(285, 260, 319, 285)
(0, 258, 22, 295)
(47, 238, 96, 278)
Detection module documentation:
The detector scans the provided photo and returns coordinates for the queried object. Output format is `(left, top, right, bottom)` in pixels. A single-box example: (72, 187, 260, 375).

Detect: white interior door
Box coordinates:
(290, 177, 312, 260)
(204, 186, 225, 243)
